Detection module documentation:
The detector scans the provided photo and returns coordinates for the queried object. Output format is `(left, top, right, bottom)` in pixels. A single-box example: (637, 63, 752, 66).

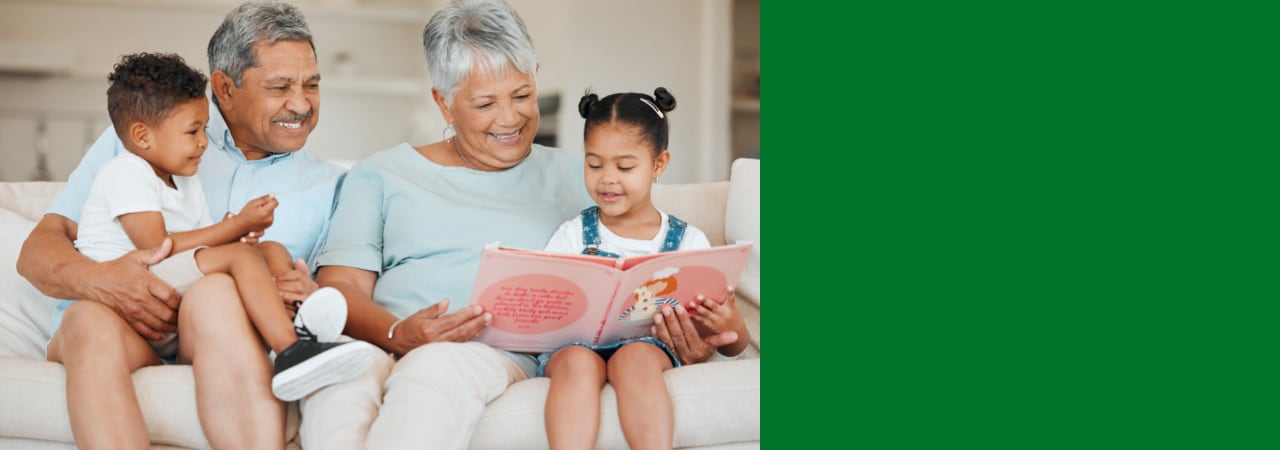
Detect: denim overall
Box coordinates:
(536, 206, 690, 376)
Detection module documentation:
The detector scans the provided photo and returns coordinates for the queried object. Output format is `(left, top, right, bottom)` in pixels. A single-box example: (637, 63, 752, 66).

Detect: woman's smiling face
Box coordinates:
(439, 63, 540, 171)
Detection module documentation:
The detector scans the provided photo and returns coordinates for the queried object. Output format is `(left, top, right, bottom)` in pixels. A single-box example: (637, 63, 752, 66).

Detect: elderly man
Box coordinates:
(17, 2, 346, 448)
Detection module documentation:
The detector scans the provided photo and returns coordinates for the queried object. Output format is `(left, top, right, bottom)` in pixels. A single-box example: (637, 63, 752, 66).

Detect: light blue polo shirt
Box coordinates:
(316, 143, 591, 320)
(47, 102, 346, 337)
(47, 101, 347, 267)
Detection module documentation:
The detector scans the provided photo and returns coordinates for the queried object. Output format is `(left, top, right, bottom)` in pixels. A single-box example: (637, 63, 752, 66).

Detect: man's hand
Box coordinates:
(89, 239, 180, 340)
(652, 303, 738, 365)
(277, 259, 319, 315)
(388, 299, 491, 356)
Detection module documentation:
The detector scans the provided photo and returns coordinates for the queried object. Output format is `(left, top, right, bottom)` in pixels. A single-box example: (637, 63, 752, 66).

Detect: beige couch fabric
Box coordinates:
(0, 159, 760, 449)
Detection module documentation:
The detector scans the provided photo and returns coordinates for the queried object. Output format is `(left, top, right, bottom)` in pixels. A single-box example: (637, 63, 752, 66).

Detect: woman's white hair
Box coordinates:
(422, 0, 537, 107)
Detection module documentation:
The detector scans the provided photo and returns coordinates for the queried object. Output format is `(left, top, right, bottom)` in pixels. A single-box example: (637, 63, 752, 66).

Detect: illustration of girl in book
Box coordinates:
(617, 267, 682, 326)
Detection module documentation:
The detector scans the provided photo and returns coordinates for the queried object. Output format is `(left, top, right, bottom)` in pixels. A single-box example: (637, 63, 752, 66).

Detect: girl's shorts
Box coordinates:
(536, 337, 681, 377)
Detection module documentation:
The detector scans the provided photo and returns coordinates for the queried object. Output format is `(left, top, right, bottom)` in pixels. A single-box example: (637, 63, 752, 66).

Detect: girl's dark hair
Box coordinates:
(106, 52, 208, 137)
(578, 87, 676, 155)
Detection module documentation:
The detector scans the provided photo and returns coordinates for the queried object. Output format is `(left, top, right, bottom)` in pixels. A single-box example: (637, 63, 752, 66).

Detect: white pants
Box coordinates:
(366, 342, 527, 450)
(297, 341, 528, 449)
(298, 336, 395, 450)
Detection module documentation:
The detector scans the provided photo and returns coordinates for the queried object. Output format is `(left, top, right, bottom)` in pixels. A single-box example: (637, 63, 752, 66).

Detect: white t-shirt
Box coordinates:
(543, 209, 711, 256)
(75, 151, 213, 262)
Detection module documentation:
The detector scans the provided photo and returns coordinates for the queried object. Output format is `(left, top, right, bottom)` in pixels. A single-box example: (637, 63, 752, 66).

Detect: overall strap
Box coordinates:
(580, 206, 621, 258)
(660, 213, 688, 252)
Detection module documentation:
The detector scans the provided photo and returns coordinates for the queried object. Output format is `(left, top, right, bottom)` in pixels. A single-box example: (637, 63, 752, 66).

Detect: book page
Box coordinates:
(471, 246, 623, 353)
(597, 243, 753, 345)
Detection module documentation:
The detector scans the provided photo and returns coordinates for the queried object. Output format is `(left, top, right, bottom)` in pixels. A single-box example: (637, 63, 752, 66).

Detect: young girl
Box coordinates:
(539, 87, 751, 450)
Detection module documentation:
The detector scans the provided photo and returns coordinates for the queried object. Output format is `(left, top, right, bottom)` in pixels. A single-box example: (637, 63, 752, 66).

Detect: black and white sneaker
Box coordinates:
(293, 287, 347, 343)
(270, 323, 377, 401)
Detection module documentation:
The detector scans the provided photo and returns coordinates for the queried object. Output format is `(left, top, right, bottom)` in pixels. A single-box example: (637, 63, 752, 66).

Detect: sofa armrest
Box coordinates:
(0, 182, 67, 222)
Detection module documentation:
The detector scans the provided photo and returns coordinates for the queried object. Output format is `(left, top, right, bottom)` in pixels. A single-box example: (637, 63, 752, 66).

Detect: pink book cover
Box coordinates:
(470, 241, 753, 353)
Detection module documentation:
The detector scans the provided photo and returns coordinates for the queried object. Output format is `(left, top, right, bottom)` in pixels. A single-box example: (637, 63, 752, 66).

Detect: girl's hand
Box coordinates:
(652, 303, 738, 365)
(687, 286, 750, 358)
(688, 286, 745, 335)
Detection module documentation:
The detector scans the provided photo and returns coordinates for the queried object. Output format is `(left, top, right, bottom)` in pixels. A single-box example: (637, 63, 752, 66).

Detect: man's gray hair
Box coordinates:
(423, 0, 537, 107)
(208, 0, 315, 103)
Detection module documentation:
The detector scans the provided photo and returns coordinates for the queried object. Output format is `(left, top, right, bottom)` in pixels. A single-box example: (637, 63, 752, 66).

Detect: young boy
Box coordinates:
(69, 52, 376, 401)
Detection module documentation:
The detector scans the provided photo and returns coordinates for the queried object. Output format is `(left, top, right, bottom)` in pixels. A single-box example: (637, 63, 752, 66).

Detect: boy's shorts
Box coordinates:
(48, 247, 206, 361)
(149, 247, 206, 296)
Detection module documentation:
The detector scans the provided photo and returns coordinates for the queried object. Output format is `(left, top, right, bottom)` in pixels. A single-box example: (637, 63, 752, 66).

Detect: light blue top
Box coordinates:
(316, 143, 592, 320)
(47, 101, 346, 266)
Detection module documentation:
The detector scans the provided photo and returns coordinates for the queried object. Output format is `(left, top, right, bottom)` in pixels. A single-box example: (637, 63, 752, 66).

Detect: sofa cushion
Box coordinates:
(0, 198, 301, 448)
(0, 356, 301, 449)
(470, 358, 760, 449)
(652, 181, 730, 247)
(0, 208, 56, 359)
(725, 159, 760, 357)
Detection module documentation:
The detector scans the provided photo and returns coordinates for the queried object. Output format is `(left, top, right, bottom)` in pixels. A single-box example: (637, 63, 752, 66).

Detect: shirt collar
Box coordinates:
(206, 100, 294, 165)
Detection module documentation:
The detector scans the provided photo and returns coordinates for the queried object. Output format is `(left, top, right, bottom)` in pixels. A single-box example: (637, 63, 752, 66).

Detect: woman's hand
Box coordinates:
(652, 303, 738, 365)
(389, 299, 492, 356)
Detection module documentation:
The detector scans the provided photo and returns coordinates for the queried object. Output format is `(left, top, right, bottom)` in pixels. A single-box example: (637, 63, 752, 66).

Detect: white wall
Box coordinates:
(0, 0, 737, 183)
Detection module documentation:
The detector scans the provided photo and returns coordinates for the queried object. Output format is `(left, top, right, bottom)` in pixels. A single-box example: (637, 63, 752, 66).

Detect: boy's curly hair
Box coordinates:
(106, 52, 208, 137)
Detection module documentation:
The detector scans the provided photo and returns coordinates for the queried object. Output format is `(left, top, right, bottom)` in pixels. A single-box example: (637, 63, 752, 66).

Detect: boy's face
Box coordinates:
(583, 123, 669, 222)
(143, 97, 209, 179)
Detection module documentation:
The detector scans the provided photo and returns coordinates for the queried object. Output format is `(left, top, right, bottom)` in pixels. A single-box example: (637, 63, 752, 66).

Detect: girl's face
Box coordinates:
(436, 63, 539, 171)
(584, 123, 670, 221)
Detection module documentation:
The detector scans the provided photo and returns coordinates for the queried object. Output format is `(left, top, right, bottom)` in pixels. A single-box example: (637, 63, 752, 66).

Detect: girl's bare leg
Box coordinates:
(544, 346, 607, 450)
(608, 343, 675, 450)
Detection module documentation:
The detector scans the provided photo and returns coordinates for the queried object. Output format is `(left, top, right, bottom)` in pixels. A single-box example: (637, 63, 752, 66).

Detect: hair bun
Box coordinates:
(578, 93, 599, 118)
(653, 87, 676, 112)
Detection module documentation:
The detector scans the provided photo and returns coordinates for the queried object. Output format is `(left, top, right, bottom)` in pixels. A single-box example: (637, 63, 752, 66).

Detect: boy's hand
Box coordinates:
(234, 193, 277, 233)
(223, 212, 264, 244)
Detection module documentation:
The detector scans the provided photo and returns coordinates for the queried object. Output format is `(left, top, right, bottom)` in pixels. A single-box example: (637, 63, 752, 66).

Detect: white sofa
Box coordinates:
(0, 158, 761, 449)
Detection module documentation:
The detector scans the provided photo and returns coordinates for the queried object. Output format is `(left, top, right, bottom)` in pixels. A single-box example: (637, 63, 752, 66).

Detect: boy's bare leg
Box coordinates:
(47, 301, 162, 450)
(544, 346, 608, 450)
(177, 273, 285, 450)
(193, 243, 295, 353)
(256, 241, 295, 278)
(608, 343, 676, 450)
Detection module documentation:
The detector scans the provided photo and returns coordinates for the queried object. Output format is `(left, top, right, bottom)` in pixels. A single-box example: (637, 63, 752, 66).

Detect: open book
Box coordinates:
(469, 241, 753, 353)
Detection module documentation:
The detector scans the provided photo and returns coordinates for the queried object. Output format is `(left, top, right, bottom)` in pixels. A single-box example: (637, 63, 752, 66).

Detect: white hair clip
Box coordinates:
(639, 98, 664, 119)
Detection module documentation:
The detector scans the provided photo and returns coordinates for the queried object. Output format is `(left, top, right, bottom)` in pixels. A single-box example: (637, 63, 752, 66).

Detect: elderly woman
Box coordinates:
(314, 0, 730, 447)
(313, 0, 588, 447)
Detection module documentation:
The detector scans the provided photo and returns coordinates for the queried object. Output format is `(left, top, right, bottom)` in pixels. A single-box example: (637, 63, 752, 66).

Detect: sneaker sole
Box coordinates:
(271, 341, 377, 401)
